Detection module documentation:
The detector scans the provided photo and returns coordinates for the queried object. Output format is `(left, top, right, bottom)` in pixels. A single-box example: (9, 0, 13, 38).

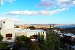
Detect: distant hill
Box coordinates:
(0, 24, 75, 29)
(15, 24, 75, 29)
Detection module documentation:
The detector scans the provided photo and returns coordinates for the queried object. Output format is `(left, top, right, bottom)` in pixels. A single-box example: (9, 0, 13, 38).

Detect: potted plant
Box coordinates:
(0, 34, 3, 41)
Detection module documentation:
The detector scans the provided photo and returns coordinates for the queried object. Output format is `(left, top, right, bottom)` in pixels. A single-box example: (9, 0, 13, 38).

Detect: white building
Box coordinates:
(0, 18, 46, 42)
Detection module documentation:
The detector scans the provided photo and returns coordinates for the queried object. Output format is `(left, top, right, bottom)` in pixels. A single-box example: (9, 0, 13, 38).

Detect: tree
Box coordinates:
(37, 33, 47, 50)
(29, 42, 40, 50)
(38, 34, 44, 44)
(16, 36, 23, 44)
(0, 34, 3, 41)
(16, 35, 30, 48)
(20, 35, 27, 41)
(0, 43, 8, 49)
(12, 43, 20, 50)
(38, 43, 47, 50)
(28, 26, 35, 29)
(45, 32, 60, 50)
(15, 26, 19, 28)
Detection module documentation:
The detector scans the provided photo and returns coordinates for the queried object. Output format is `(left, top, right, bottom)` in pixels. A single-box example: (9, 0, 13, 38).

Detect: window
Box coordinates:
(30, 35, 38, 39)
(6, 34, 12, 38)
(3, 21, 5, 23)
(6, 34, 12, 40)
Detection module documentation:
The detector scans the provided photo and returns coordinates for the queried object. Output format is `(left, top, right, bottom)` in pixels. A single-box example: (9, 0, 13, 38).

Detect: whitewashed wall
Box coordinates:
(1, 29, 15, 42)
(25, 31, 46, 40)
(1, 19, 14, 30)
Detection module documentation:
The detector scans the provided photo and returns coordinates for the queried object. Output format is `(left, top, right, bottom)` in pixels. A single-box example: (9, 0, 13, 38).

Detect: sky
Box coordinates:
(0, 0, 75, 25)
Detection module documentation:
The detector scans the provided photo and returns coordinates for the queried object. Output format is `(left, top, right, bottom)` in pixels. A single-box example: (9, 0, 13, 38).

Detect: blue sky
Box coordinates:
(0, 0, 75, 24)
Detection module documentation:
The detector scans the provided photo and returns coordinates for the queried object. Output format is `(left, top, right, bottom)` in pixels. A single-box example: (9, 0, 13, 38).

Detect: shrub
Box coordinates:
(29, 42, 40, 50)
(27, 26, 35, 29)
(16, 35, 31, 48)
(12, 43, 20, 50)
(0, 34, 3, 41)
(0, 43, 8, 49)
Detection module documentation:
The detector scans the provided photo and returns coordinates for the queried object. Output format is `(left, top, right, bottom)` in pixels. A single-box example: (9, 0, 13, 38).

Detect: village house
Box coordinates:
(0, 18, 46, 42)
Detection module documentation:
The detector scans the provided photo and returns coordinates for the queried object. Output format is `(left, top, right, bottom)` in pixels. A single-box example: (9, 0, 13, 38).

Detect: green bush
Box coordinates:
(38, 43, 47, 50)
(38, 34, 44, 44)
(27, 26, 35, 29)
(12, 43, 20, 50)
(16, 35, 31, 48)
(29, 42, 40, 50)
(0, 34, 3, 41)
(16, 36, 23, 44)
(46, 32, 61, 50)
(0, 43, 8, 49)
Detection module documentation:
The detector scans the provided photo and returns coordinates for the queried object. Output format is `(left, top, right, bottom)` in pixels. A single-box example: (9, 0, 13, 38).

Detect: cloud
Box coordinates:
(6, 10, 38, 16)
(6, 8, 67, 16)
(1, 0, 73, 16)
(0, 0, 3, 5)
(37, 0, 75, 9)
(39, 8, 67, 15)
(8, 0, 15, 3)
(73, 1, 75, 4)
(56, 0, 75, 7)
(0, 17, 25, 25)
(38, 0, 54, 9)
(0, 17, 18, 21)
(0, 0, 15, 5)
